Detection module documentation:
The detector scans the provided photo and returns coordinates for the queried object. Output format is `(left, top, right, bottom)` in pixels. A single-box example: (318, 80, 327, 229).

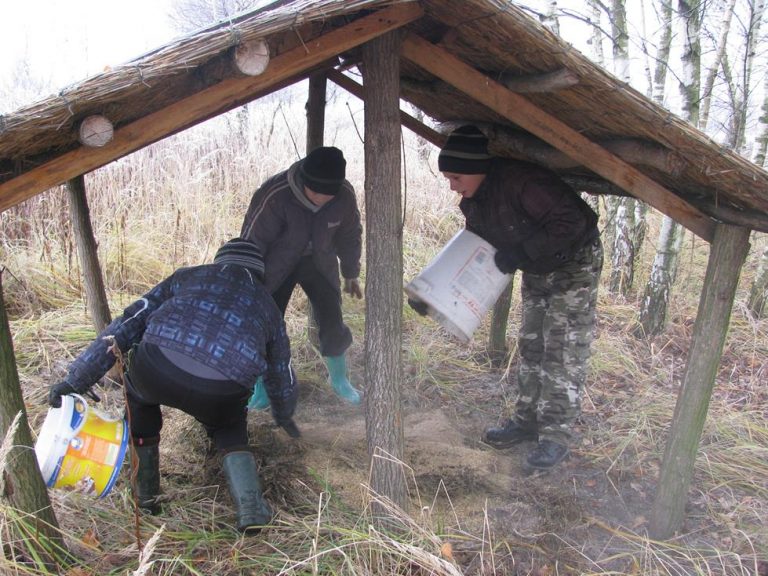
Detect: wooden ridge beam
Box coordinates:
(0, 3, 424, 213)
(401, 33, 716, 242)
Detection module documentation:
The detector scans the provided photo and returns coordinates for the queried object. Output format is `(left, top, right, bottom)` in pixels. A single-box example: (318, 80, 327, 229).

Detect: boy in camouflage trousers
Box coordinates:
(413, 125, 603, 470)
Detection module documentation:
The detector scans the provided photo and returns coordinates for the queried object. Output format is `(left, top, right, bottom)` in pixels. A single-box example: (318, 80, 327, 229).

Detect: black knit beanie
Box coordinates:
(438, 125, 493, 174)
(300, 146, 347, 196)
(214, 238, 265, 280)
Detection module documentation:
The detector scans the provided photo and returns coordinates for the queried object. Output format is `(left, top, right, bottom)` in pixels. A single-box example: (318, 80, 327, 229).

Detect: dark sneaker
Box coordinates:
(483, 419, 538, 449)
(525, 440, 570, 469)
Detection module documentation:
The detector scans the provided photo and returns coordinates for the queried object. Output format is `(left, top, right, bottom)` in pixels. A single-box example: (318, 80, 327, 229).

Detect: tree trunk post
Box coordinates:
(488, 278, 514, 367)
(67, 176, 111, 333)
(649, 223, 751, 539)
(362, 30, 407, 521)
(0, 271, 64, 563)
(305, 72, 327, 350)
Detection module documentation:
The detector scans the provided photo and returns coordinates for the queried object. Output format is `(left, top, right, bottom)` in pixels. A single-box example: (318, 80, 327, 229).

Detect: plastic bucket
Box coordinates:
(405, 229, 512, 343)
(35, 394, 129, 498)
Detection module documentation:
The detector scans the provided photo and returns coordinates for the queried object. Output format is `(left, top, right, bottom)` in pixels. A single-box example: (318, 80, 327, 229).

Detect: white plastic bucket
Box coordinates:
(35, 394, 129, 498)
(405, 229, 512, 342)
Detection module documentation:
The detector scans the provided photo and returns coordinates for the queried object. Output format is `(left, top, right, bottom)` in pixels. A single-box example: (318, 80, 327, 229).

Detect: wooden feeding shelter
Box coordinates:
(2, 0, 767, 539)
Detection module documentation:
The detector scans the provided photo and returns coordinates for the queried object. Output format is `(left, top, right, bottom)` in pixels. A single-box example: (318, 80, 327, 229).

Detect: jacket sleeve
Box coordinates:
(64, 276, 174, 389)
(335, 187, 363, 279)
(517, 175, 589, 262)
(264, 317, 298, 425)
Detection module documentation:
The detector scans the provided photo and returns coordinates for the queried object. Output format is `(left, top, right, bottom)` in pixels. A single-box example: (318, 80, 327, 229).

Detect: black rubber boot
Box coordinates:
(483, 419, 538, 449)
(222, 450, 273, 532)
(132, 439, 161, 515)
(525, 439, 570, 469)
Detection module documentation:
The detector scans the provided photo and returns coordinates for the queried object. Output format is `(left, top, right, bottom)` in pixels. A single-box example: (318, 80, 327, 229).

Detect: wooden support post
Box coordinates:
(649, 223, 751, 539)
(305, 72, 327, 350)
(67, 176, 112, 333)
(0, 271, 64, 558)
(362, 30, 407, 518)
(488, 278, 514, 367)
(306, 72, 327, 152)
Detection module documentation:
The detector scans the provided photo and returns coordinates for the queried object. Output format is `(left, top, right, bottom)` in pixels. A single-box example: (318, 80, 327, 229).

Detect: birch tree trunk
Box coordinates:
(542, 0, 560, 34)
(652, 0, 673, 105)
(607, 0, 637, 296)
(609, 196, 635, 295)
(747, 244, 768, 318)
(699, 0, 737, 132)
(638, 0, 701, 334)
(637, 216, 684, 336)
(362, 31, 407, 521)
(753, 71, 768, 166)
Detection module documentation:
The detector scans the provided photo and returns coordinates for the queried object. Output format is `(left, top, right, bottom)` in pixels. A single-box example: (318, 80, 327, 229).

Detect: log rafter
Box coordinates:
(0, 3, 424, 213)
(401, 33, 716, 242)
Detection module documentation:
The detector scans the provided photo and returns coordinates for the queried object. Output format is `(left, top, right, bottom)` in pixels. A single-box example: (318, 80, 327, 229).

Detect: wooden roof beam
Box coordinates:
(483, 124, 685, 175)
(401, 33, 716, 242)
(326, 69, 444, 147)
(0, 3, 424, 213)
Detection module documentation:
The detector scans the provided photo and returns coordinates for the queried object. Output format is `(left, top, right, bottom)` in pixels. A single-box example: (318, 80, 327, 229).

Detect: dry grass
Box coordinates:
(1, 92, 767, 575)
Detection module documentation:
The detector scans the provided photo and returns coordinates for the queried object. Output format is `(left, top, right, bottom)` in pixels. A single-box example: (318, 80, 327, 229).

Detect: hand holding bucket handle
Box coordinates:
(48, 381, 100, 408)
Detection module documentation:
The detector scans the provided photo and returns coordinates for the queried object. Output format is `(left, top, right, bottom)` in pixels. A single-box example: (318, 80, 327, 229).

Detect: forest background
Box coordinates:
(0, 1, 767, 575)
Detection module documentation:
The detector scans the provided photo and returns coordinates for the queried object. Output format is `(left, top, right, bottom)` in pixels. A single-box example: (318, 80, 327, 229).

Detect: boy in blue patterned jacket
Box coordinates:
(47, 238, 297, 532)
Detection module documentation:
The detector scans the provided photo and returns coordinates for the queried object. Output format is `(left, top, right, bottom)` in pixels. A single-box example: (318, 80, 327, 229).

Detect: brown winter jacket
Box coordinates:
(240, 159, 362, 294)
(460, 158, 598, 275)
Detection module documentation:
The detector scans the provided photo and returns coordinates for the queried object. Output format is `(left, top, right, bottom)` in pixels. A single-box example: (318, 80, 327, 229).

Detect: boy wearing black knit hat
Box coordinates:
(241, 146, 363, 407)
(48, 238, 299, 531)
(414, 125, 603, 470)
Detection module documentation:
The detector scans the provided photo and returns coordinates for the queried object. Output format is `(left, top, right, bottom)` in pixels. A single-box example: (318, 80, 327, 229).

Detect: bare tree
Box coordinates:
(169, 0, 266, 33)
(754, 71, 768, 165)
(748, 243, 768, 317)
(637, 0, 703, 336)
(699, 0, 738, 132)
(607, 0, 639, 297)
(719, 0, 766, 152)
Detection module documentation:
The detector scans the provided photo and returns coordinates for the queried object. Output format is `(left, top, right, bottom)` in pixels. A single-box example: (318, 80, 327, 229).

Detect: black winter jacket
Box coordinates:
(241, 160, 362, 294)
(460, 159, 598, 274)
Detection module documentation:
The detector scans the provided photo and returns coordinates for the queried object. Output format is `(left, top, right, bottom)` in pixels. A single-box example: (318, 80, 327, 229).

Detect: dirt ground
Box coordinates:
(185, 355, 671, 575)
(36, 325, 759, 574)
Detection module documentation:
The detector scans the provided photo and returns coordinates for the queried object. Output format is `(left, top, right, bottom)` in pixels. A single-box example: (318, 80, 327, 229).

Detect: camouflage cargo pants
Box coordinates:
(514, 238, 603, 444)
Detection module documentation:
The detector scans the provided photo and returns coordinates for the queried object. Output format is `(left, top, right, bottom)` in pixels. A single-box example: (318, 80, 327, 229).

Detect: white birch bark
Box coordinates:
(748, 244, 768, 318)
(754, 71, 768, 166)
(637, 216, 684, 335)
(638, 0, 700, 335)
(607, 0, 636, 296)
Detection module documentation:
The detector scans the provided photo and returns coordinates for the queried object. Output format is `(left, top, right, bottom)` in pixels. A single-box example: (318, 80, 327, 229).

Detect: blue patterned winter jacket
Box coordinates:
(62, 263, 297, 423)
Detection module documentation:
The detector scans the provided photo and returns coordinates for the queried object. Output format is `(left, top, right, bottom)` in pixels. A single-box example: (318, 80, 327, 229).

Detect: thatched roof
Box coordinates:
(2, 0, 767, 237)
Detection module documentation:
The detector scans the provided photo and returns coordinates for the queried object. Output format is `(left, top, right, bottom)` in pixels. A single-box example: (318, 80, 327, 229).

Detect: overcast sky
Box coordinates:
(1, 0, 176, 96)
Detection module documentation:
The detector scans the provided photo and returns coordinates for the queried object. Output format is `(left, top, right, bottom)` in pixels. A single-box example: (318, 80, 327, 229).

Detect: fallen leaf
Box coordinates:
(81, 529, 100, 549)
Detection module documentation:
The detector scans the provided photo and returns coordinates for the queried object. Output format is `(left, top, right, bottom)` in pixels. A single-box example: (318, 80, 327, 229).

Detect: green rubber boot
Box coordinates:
(247, 375, 269, 411)
(324, 354, 361, 405)
(132, 438, 161, 515)
(222, 450, 273, 532)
